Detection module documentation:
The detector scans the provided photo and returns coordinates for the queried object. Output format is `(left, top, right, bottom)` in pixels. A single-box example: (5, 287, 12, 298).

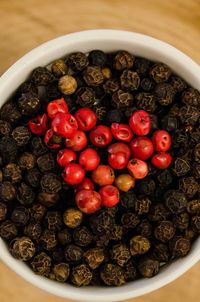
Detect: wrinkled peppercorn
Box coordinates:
(111, 243, 131, 267)
(113, 51, 134, 70)
(73, 226, 93, 247)
(66, 52, 89, 72)
(110, 225, 123, 241)
(140, 78, 155, 91)
(17, 183, 35, 205)
(135, 92, 157, 113)
(84, 248, 105, 269)
(135, 197, 151, 215)
(25, 168, 41, 188)
(169, 236, 191, 257)
(93, 106, 107, 121)
(120, 70, 140, 91)
(18, 152, 36, 170)
(173, 212, 189, 231)
(187, 200, 200, 214)
(31, 252, 52, 275)
(179, 105, 199, 125)
(0, 137, 17, 164)
(171, 76, 187, 93)
(63, 208, 83, 228)
(161, 115, 178, 132)
(52, 247, 65, 263)
(121, 212, 140, 229)
(29, 203, 46, 221)
(58, 228, 72, 245)
(164, 190, 187, 214)
(53, 263, 70, 282)
(37, 191, 59, 207)
(130, 235, 150, 256)
(150, 63, 172, 83)
(173, 158, 191, 177)
(148, 203, 169, 222)
(12, 126, 31, 147)
(136, 219, 152, 238)
(51, 59, 68, 77)
(18, 92, 40, 116)
(0, 220, 17, 239)
(31, 137, 48, 156)
(10, 236, 35, 261)
(124, 260, 137, 281)
(64, 244, 83, 262)
(76, 87, 96, 107)
(0, 202, 7, 221)
(120, 191, 137, 209)
(24, 221, 42, 240)
(106, 109, 123, 124)
(40, 173, 62, 194)
(83, 66, 104, 87)
(71, 264, 92, 287)
(154, 221, 175, 242)
(179, 177, 198, 198)
(3, 163, 22, 183)
(154, 83, 175, 106)
(11, 206, 30, 226)
(191, 215, 200, 233)
(37, 153, 55, 172)
(112, 90, 133, 109)
(138, 258, 159, 278)
(152, 243, 170, 262)
(88, 50, 107, 67)
(0, 120, 12, 137)
(101, 263, 126, 286)
(194, 144, 200, 163)
(0, 102, 21, 124)
(31, 67, 55, 86)
(181, 88, 200, 107)
(90, 210, 115, 234)
(58, 75, 77, 95)
(44, 211, 63, 231)
(0, 181, 16, 202)
(157, 170, 173, 187)
(40, 229, 57, 250)
(103, 79, 120, 94)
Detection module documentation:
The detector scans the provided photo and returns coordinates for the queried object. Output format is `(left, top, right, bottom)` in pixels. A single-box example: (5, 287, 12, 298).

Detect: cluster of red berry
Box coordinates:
(28, 98, 172, 214)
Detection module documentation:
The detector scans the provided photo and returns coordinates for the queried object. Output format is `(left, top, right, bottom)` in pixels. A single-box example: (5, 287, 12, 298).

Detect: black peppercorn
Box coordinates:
(137, 178, 155, 196)
(164, 190, 187, 214)
(110, 225, 123, 241)
(25, 168, 41, 188)
(58, 228, 72, 245)
(120, 69, 140, 91)
(0, 220, 17, 240)
(10, 237, 35, 261)
(64, 244, 83, 262)
(31, 67, 55, 86)
(150, 63, 172, 83)
(130, 235, 150, 256)
(173, 158, 191, 177)
(169, 236, 191, 257)
(179, 177, 198, 198)
(0, 120, 12, 137)
(40, 229, 57, 250)
(173, 212, 189, 231)
(88, 50, 107, 67)
(37, 153, 55, 172)
(135, 92, 157, 113)
(170, 76, 187, 93)
(11, 206, 30, 226)
(194, 143, 200, 163)
(121, 212, 140, 229)
(24, 222, 42, 240)
(71, 264, 93, 287)
(100, 263, 126, 286)
(191, 215, 200, 233)
(63, 208, 83, 228)
(18, 152, 36, 170)
(179, 105, 199, 125)
(83, 66, 104, 87)
(120, 191, 137, 209)
(138, 258, 159, 278)
(12, 126, 31, 147)
(103, 79, 120, 94)
(187, 200, 200, 214)
(93, 106, 107, 121)
(0, 202, 7, 221)
(17, 182, 35, 205)
(51, 59, 68, 77)
(112, 90, 133, 109)
(40, 173, 62, 194)
(181, 88, 200, 107)
(31, 137, 48, 156)
(0, 181, 16, 202)
(44, 211, 63, 231)
(18, 92, 41, 116)
(0, 102, 21, 124)
(76, 87, 96, 107)
(73, 226, 93, 247)
(66, 52, 89, 71)
(106, 109, 123, 124)
(113, 51, 134, 70)
(154, 221, 175, 242)
(157, 169, 173, 187)
(136, 219, 152, 238)
(84, 248, 105, 269)
(154, 83, 175, 106)
(111, 243, 131, 267)
(29, 203, 46, 221)
(140, 78, 155, 91)
(0, 137, 17, 164)
(31, 252, 52, 275)
(135, 197, 151, 215)
(3, 163, 22, 183)
(90, 210, 115, 234)
(53, 263, 70, 282)
(161, 115, 178, 131)
(37, 191, 59, 207)
(148, 203, 169, 222)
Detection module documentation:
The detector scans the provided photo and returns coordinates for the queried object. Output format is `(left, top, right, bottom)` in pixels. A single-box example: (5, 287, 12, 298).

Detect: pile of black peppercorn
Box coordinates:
(0, 49, 199, 287)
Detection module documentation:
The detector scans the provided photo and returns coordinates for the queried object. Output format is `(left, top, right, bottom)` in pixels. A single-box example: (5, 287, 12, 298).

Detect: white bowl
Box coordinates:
(0, 30, 200, 302)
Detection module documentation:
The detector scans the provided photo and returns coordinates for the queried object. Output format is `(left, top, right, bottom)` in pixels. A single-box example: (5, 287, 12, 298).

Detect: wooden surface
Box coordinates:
(0, 1, 200, 301)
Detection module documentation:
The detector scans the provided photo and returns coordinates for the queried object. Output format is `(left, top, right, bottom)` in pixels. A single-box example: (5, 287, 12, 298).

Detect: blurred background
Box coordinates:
(0, 0, 199, 302)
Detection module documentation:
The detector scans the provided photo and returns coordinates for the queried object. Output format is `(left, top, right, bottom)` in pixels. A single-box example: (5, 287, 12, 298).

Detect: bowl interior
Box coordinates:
(0, 30, 200, 302)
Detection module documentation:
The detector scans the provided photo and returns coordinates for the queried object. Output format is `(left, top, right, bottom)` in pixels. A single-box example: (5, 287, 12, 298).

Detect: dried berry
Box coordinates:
(152, 243, 170, 262)
(63, 208, 83, 228)
(31, 137, 48, 156)
(76, 87, 96, 107)
(113, 51, 134, 70)
(120, 70, 140, 91)
(84, 248, 105, 269)
(0, 137, 17, 164)
(124, 260, 137, 281)
(120, 191, 137, 209)
(0, 181, 16, 202)
(156, 170, 173, 188)
(179, 177, 198, 198)
(182, 88, 200, 107)
(64, 244, 83, 262)
(52, 247, 65, 263)
(106, 109, 123, 124)
(171, 76, 187, 93)
(0, 202, 7, 221)
(148, 203, 169, 222)
(121, 212, 140, 229)
(164, 190, 187, 214)
(173, 212, 189, 231)
(174, 158, 191, 177)
(12, 126, 31, 147)
(194, 143, 200, 163)
(112, 90, 133, 109)
(150, 63, 172, 83)
(0, 120, 12, 136)
(37, 153, 55, 172)
(179, 105, 199, 125)
(136, 219, 152, 238)
(0, 102, 21, 124)
(73, 226, 93, 247)
(58, 228, 72, 245)
(44, 211, 63, 231)
(110, 225, 123, 241)
(0, 220, 17, 239)
(111, 244, 131, 267)
(95, 233, 110, 247)
(101, 263, 125, 286)
(17, 183, 35, 205)
(66, 52, 89, 71)
(25, 168, 41, 188)
(3, 163, 22, 183)
(169, 236, 191, 257)
(88, 50, 107, 67)
(102, 67, 112, 79)
(140, 78, 155, 91)
(135, 197, 151, 215)
(154, 221, 175, 242)
(71, 264, 92, 287)
(10, 237, 35, 261)
(29, 203, 46, 221)
(135, 92, 157, 113)
(90, 210, 115, 234)
(130, 235, 150, 256)
(154, 83, 175, 106)
(83, 66, 104, 87)
(37, 192, 59, 207)
(51, 59, 68, 77)
(31, 67, 54, 86)
(58, 75, 77, 95)
(18, 152, 36, 170)
(31, 252, 52, 275)
(138, 258, 159, 278)
(53, 263, 70, 282)
(161, 115, 178, 132)
(11, 206, 30, 226)
(187, 200, 200, 214)
(93, 106, 107, 121)
(191, 215, 200, 233)
(24, 222, 42, 240)
(40, 229, 57, 250)
(40, 173, 62, 194)
(103, 79, 120, 94)
(18, 93, 40, 116)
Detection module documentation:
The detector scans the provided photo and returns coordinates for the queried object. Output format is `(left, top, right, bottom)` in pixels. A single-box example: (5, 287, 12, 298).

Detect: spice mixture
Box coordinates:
(0, 50, 199, 287)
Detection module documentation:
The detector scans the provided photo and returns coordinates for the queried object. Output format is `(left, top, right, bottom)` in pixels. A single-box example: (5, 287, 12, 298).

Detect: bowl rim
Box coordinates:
(0, 29, 200, 302)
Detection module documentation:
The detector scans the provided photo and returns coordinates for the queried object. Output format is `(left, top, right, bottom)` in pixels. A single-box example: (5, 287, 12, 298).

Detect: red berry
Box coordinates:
(127, 159, 148, 179)
(52, 113, 78, 138)
(92, 165, 115, 186)
(129, 110, 151, 136)
(111, 123, 133, 142)
(74, 178, 94, 193)
(65, 130, 87, 151)
(152, 130, 171, 152)
(99, 185, 120, 207)
(44, 129, 61, 149)
(28, 113, 49, 135)
(57, 149, 77, 167)
(108, 142, 131, 161)
(47, 98, 68, 119)
(130, 137, 154, 160)
(151, 152, 172, 169)
(63, 163, 85, 185)
(108, 152, 128, 169)
(90, 125, 112, 147)
(75, 190, 101, 214)
(75, 108, 97, 131)
(79, 148, 100, 171)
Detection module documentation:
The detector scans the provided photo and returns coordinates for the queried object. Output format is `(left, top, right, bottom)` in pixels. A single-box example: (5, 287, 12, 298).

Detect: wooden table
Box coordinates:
(0, 1, 199, 301)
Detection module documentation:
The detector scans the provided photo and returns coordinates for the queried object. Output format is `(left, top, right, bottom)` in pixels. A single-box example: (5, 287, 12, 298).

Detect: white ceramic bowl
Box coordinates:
(0, 30, 200, 302)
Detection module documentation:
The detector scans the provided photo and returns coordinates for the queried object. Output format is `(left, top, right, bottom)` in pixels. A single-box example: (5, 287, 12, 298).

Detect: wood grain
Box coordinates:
(0, 1, 200, 301)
